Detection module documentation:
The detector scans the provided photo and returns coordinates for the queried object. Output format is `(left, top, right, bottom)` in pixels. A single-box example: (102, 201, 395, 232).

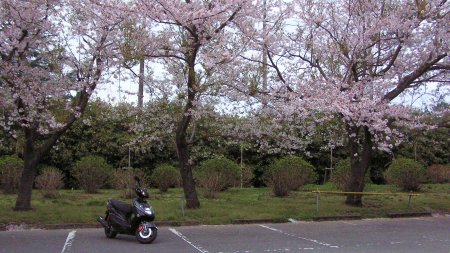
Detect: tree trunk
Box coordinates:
(174, 44, 200, 209)
(14, 121, 75, 211)
(176, 133, 200, 209)
(345, 126, 372, 206)
(138, 58, 144, 109)
(175, 106, 200, 209)
(14, 137, 40, 211)
(12, 41, 103, 211)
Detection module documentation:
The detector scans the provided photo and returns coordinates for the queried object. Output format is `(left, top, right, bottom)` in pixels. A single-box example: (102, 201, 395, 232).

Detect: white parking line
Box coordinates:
(288, 218, 298, 223)
(61, 230, 76, 253)
(259, 225, 339, 249)
(169, 228, 209, 253)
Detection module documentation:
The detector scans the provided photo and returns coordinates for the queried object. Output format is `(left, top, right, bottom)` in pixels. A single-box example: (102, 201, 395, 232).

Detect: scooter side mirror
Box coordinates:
(134, 176, 141, 187)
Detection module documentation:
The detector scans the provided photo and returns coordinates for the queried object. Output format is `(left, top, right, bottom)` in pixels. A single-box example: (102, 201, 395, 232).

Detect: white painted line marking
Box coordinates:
(259, 225, 339, 248)
(169, 228, 209, 253)
(61, 230, 76, 253)
(288, 218, 298, 223)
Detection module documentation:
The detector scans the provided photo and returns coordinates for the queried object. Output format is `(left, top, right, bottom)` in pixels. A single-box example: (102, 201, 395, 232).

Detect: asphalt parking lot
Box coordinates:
(0, 216, 449, 253)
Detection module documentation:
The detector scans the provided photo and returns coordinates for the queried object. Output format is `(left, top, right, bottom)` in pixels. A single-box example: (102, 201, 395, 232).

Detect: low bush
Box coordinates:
(151, 164, 180, 193)
(239, 165, 255, 188)
(73, 156, 112, 193)
(35, 167, 64, 198)
(331, 159, 352, 191)
(384, 158, 426, 191)
(0, 155, 23, 194)
(331, 158, 372, 191)
(265, 156, 316, 197)
(426, 164, 449, 184)
(195, 157, 240, 198)
(113, 167, 148, 198)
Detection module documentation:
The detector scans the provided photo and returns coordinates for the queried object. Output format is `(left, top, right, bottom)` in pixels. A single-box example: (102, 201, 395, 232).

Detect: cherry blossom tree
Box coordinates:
(128, 0, 256, 209)
(0, 0, 123, 210)
(265, 0, 449, 205)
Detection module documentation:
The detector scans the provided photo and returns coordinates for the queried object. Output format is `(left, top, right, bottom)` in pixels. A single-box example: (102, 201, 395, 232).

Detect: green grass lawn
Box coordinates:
(1, 183, 449, 225)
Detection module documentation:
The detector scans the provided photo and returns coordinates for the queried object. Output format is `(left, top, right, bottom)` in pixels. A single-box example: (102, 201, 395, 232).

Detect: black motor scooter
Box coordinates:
(97, 176, 158, 244)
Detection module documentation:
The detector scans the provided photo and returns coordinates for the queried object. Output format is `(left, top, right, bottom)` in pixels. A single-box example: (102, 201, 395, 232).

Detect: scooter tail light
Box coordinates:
(138, 225, 143, 231)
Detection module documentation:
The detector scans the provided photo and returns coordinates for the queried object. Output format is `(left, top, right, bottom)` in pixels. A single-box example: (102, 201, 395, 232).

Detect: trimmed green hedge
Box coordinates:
(331, 158, 372, 191)
(0, 155, 23, 194)
(73, 156, 112, 193)
(195, 157, 240, 198)
(265, 156, 316, 197)
(151, 164, 180, 192)
(385, 158, 426, 191)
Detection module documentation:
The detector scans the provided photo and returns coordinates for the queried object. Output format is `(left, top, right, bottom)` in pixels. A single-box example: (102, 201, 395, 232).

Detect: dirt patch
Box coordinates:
(0, 223, 29, 231)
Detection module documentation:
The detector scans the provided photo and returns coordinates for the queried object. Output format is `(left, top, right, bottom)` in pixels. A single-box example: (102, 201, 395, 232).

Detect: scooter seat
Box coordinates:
(109, 199, 133, 216)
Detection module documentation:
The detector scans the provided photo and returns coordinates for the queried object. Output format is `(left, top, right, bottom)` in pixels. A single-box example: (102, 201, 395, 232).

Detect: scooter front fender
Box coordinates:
(136, 220, 158, 232)
(146, 222, 158, 229)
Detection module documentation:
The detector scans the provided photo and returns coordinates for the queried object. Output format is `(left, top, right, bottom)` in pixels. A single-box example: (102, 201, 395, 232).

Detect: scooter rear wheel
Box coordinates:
(104, 226, 117, 239)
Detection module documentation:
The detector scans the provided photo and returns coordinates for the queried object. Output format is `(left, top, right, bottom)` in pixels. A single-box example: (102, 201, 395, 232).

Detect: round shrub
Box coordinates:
(426, 164, 449, 183)
(265, 156, 316, 197)
(331, 158, 372, 191)
(151, 164, 180, 193)
(384, 158, 426, 191)
(331, 158, 352, 191)
(35, 166, 64, 198)
(195, 157, 240, 198)
(239, 165, 255, 188)
(73, 156, 112, 193)
(0, 155, 23, 194)
(113, 167, 148, 198)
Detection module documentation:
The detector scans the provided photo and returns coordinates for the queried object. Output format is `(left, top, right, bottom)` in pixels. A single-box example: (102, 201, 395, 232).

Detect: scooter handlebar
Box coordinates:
(134, 176, 141, 187)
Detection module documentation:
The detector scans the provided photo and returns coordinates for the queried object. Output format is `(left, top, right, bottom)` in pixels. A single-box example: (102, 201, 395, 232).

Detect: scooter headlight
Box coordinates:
(144, 207, 153, 215)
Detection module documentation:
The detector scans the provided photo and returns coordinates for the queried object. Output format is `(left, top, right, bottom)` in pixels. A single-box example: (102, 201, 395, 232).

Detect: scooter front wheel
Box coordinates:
(104, 226, 117, 239)
(136, 226, 157, 244)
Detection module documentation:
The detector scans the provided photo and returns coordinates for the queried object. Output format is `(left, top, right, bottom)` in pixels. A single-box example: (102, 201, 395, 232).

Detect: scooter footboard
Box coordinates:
(109, 210, 131, 230)
(97, 216, 108, 228)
